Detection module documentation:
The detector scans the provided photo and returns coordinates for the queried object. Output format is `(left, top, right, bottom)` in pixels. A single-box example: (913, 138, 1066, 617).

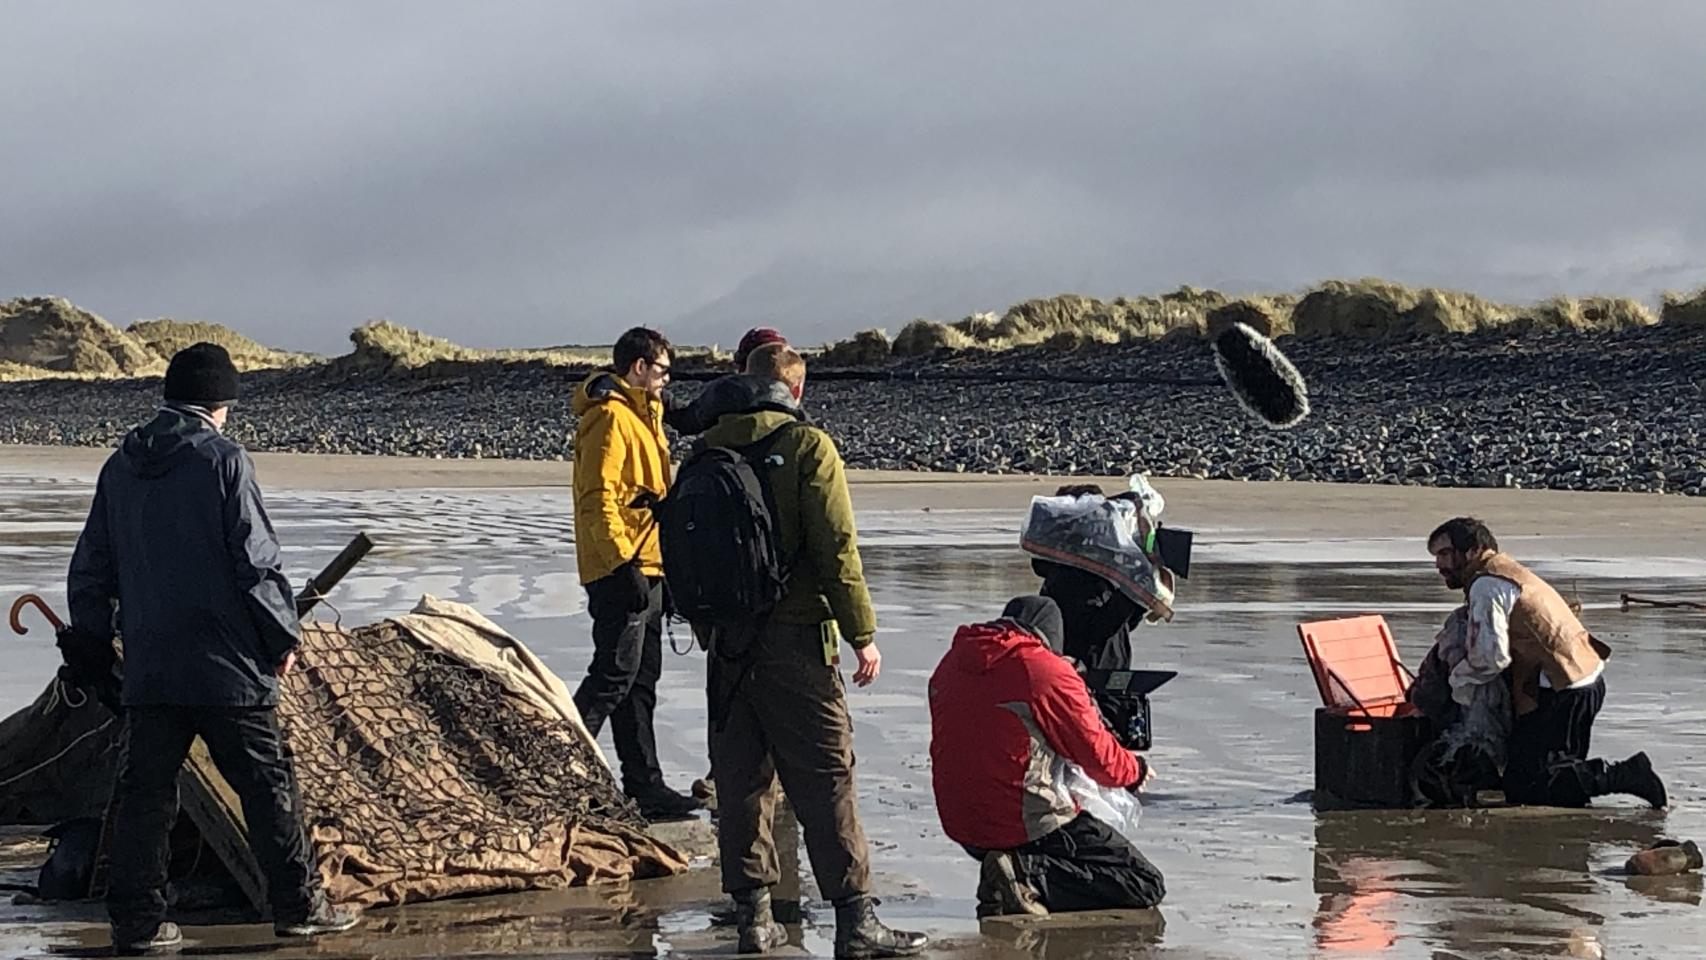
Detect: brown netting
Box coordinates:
(282, 621, 687, 907)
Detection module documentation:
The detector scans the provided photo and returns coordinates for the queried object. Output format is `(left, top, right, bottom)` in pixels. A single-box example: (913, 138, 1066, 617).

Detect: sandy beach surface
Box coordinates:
(2, 445, 1703, 959)
(7, 443, 1705, 552)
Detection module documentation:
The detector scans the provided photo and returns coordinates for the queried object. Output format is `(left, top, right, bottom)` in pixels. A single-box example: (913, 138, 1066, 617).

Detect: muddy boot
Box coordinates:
(1606, 752, 1668, 809)
(275, 901, 363, 937)
(976, 852, 1048, 918)
(832, 896, 927, 959)
(114, 921, 182, 956)
(1627, 840, 1704, 876)
(691, 774, 718, 816)
(628, 783, 702, 823)
(733, 887, 787, 955)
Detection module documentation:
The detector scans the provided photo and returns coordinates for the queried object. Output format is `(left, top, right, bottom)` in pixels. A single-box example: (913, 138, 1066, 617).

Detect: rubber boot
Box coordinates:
(691, 773, 718, 815)
(114, 921, 182, 956)
(275, 900, 363, 937)
(627, 782, 703, 823)
(832, 896, 928, 959)
(1605, 752, 1668, 809)
(975, 852, 1048, 918)
(733, 887, 786, 955)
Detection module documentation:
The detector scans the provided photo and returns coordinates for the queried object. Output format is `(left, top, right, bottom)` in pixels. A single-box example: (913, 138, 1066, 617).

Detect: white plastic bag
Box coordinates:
(1126, 473, 1165, 524)
(1020, 493, 1174, 620)
(1053, 758, 1143, 848)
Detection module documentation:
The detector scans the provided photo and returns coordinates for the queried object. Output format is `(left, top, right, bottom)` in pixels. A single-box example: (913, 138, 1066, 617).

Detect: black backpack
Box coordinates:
(656, 421, 805, 648)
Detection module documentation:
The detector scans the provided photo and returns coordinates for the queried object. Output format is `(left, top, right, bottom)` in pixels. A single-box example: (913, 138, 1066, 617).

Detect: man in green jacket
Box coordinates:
(699, 343, 926, 959)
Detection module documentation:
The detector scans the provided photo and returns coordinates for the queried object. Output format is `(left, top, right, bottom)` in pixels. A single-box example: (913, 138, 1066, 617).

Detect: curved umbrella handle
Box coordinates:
(9, 594, 67, 636)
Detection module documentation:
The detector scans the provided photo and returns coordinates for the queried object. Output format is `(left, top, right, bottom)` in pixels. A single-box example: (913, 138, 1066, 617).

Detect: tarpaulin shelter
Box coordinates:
(0, 596, 685, 909)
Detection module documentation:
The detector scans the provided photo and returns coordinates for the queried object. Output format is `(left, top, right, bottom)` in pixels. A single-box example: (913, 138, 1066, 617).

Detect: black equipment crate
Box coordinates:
(1299, 615, 1430, 811)
(1312, 706, 1433, 810)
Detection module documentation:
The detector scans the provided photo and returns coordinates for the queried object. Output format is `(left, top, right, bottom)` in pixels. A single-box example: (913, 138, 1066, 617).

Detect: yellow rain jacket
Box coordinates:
(571, 372, 671, 584)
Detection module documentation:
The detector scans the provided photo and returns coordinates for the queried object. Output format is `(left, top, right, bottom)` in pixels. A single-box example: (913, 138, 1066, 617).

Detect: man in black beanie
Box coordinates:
(66, 343, 360, 954)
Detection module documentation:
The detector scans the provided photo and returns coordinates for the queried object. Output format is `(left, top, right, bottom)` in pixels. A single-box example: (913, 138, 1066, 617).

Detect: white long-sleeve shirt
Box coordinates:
(1451, 576, 1604, 706)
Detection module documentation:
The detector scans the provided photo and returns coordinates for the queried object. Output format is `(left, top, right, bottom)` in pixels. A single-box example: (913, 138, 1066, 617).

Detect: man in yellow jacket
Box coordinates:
(571, 327, 699, 821)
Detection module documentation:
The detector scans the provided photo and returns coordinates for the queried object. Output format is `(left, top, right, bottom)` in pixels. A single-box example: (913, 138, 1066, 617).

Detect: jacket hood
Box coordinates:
(944, 619, 1049, 674)
(572, 370, 656, 418)
(694, 373, 801, 425)
(119, 408, 224, 479)
(1001, 596, 1064, 654)
(700, 407, 806, 449)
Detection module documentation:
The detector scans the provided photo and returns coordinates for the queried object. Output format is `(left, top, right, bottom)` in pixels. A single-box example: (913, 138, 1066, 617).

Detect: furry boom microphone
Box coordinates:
(1211, 322, 1310, 429)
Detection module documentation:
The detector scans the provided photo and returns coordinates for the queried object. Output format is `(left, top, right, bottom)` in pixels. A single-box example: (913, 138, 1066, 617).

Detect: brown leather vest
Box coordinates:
(1464, 552, 1609, 715)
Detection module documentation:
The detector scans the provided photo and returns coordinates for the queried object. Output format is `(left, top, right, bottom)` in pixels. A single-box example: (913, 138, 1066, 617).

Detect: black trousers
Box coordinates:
(968, 812, 1166, 911)
(573, 575, 665, 793)
(1504, 676, 1608, 807)
(108, 706, 318, 936)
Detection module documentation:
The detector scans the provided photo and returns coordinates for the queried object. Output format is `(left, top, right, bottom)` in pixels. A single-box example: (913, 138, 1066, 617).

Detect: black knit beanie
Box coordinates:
(1002, 595, 1065, 654)
(163, 342, 240, 406)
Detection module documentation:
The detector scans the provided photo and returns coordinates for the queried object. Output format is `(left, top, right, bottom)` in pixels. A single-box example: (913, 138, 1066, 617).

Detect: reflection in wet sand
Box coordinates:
(1311, 810, 1669, 957)
(2, 477, 1703, 958)
(976, 908, 1167, 960)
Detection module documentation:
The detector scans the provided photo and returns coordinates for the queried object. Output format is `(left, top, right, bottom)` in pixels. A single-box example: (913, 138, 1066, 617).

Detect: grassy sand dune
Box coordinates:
(813, 279, 1692, 366)
(0, 309, 723, 383)
(0, 297, 164, 378)
(4, 280, 1705, 382)
(127, 318, 318, 371)
(326, 320, 727, 378)
(330, 320, 611, 376)
(1, 298, 316, 379)
(1662, 287, 1706, 328)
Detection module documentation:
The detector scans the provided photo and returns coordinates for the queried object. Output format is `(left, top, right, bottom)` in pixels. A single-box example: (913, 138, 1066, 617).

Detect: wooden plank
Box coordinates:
(90, 738, 265, 913)
(177, 738, 268, 914)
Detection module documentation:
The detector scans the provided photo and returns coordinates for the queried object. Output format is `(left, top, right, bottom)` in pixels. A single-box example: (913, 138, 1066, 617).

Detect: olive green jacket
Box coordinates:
(700, 410, 878, 645)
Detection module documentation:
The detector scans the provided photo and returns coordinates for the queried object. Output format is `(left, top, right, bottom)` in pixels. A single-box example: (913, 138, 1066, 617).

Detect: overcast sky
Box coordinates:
(3, 2, 1703, 352)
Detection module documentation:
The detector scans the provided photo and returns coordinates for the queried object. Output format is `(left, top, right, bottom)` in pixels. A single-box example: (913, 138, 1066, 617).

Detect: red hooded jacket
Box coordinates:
(928, 619, 1143, 851)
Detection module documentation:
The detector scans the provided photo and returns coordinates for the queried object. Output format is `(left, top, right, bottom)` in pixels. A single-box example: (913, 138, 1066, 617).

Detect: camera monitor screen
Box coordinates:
(1089, 669, 1178, 697)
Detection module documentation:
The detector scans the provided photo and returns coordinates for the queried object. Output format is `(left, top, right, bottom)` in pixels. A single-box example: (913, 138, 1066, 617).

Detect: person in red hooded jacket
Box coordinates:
(929, 596, 1166, 917)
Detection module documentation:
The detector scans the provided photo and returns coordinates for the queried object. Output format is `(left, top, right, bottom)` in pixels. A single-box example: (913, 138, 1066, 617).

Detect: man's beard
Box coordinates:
(1441, 572, 1464, 590)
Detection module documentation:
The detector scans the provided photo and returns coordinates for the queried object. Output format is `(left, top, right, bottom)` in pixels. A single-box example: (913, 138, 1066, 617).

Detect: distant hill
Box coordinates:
(668, 260, 1038, 347)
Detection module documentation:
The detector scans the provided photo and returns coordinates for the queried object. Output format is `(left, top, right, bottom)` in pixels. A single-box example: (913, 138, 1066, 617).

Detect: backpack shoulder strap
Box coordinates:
(730, 419, 809, 577)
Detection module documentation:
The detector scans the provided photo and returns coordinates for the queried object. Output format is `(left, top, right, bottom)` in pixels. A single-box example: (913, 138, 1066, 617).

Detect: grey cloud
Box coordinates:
(3, 1, 1704, 352)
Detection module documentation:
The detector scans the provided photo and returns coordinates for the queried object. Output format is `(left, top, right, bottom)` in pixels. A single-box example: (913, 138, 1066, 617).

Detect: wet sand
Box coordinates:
(2, 449, 1703, 958)
(7, 443, 1706, 552)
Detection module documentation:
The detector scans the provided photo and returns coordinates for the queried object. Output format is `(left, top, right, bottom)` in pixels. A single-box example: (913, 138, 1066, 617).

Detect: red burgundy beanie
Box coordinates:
(734, 327, 788, 370)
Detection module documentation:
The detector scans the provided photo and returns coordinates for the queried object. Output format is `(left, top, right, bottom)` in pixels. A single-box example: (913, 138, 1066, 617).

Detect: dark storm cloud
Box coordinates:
(3, 2, 1704, 351)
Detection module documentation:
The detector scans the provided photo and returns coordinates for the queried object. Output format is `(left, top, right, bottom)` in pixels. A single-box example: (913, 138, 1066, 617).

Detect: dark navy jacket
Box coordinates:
(67, 407, 298, 707)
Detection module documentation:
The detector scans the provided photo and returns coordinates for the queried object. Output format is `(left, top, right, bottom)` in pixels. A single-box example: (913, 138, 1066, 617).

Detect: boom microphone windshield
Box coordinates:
(1212, 322, 1310, 429)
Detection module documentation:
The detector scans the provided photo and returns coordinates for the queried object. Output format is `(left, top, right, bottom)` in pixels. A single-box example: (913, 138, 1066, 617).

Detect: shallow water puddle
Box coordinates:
(2, 480, 1702, 958)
